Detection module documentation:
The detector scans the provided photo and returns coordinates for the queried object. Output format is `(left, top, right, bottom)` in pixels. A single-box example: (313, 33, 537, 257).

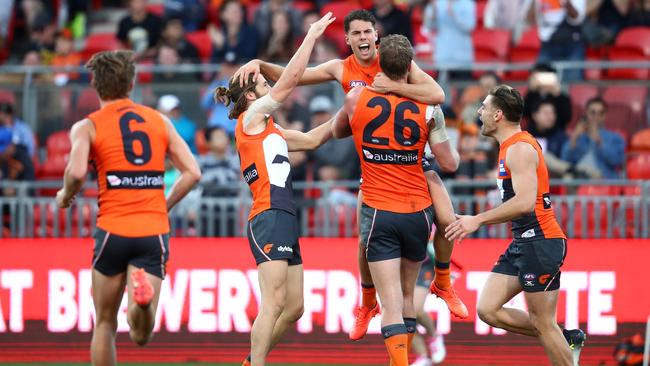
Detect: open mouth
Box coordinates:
(358, 43, 370, 55)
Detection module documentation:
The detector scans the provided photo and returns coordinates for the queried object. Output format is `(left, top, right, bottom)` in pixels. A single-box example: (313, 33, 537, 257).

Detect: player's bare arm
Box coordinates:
(331, 86, 362, 138)
(236, 58, 343, 87)
(164, 117, 201, 211)
(445, 142, 538, 242)
(370, 61, 445, 105)
(56, 119, 93, 208)
(280, 120, 333, 152)
(427, 105, 459, 172)
(243, 13, 336, 133)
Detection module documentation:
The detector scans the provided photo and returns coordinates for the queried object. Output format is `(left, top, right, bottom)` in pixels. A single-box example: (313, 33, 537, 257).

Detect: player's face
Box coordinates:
(478, 95, 497, 137)
(345, 20, 378, 62)
(254, 75, 271, 98)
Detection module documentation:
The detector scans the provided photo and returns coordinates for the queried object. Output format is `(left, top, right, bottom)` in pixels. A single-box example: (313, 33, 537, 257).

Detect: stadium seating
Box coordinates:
(0, 90, 15, 104)
(569, 83, 600, 126)
(472, 29, 510, 77)
(606, 27, 650, 80)
(320, 1, 361, 22)
(602, 85, 648, 128)
(82, 33, 122, 61)
(507, 29, 540, 80)
(630, 129, 650, 152)
(45, 130, 71, 159)
(186, 31, 213, 63)
(627, 153, 650, 179)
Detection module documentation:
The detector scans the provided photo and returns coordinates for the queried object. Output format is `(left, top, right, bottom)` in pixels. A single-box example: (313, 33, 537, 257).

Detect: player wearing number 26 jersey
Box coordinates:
(56, 50, 200, 365)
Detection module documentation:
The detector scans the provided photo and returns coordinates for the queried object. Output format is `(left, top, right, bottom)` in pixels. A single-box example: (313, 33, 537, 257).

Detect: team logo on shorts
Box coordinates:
(523, 273, 536, 287)
(349, 80, 366, 88)
(538, 274, 551, 285)
(263, 244, 273, 254)
(277, 246, 293, 253)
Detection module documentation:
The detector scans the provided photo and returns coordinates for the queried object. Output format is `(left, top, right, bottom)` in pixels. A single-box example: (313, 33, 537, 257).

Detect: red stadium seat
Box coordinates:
(627, 153, 650, 179)
(321, 1, 361, 24)
(186, 31, 213, 62)
(136, 59, 154, 84)
(615, 26, 650, 55)
(146, 3, 164, 16)
(602, 86, 648, 126)
(294, 0, 314, 12)
(630, 129, 650, 152)
(584, 46, 608, 80)
(473, 29, 510, 77)
(572, 185, 620, 238)
(82, 33, 122, 60)
(606, 27, 650, 79)
(76, 87, 101, 118)
(506, 29, 540, 80)
(45, 130, 71, 158)
(568, 83, 600, 126)
(476, 0, 487, 28)
(0, 90, 15, 103)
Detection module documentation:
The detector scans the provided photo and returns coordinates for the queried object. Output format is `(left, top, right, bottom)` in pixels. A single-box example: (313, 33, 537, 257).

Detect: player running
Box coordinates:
(215, 13, 336, 366)
(445, 85, 585, 366)
(332, 34, 459, 366)
(55, 50, 201, 366)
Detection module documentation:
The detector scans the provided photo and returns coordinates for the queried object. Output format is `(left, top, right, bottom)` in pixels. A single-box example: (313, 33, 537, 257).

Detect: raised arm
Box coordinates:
(370, 61, 445, 105)
(280, 120, 333, 152)
(332, 86, 362, 138)
(258, 59, 342, 85)
(56, 119, 93, 208)
(164, 117, 201, 211)
(445, 142, 538, 242)
(427, 105, 459, 172)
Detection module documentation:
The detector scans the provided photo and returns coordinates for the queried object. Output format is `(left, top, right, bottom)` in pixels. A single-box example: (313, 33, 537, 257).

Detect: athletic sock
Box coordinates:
(361, 283, 377, 309)
(382, 324, 409, 366)
(404, 317, 417, 355)
(434, 261, 451, 290)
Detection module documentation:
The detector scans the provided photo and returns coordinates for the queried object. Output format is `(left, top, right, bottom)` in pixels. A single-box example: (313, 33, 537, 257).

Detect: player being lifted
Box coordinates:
(235, 10, 467, 342)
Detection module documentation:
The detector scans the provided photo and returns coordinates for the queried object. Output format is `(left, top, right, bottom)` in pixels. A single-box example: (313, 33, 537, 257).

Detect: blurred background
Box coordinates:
(0, 0, 649, 365)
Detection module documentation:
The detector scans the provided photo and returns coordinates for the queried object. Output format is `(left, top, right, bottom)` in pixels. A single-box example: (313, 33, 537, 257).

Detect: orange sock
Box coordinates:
(384, 334, 409, 366)
(434, 267, 451, 290)
(361, 285, 377, 309)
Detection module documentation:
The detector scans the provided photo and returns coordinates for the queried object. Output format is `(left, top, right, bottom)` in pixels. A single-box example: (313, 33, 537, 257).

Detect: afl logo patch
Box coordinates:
(349, 80, 366, 88)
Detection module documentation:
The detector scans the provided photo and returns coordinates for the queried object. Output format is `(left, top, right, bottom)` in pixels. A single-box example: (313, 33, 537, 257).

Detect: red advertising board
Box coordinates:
(0, 238, 648, 365)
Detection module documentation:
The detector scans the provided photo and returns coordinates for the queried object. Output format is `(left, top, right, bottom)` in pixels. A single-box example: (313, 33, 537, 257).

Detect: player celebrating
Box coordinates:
(332, 34, 459, 366)
(235, 9, 467, 342)
(56, 50, 201, 366)
(445, 85, 585, 366)
(215, 13, 336, 366)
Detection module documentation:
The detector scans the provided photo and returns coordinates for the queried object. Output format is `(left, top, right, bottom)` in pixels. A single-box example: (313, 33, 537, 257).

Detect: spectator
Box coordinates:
(309, 95, 360, 181)
(22, 11, 57, 62)
(253, 0, 303, 45)
(626, 0, 650, 27)
(157, 94, 199, 155)
(531, 0, 587, 81)
(0, 102, 36, 157)
(371, 0, 413, 42)
(201, 56, 239, 135)
(117, 0, 164, 58)
(528, 100, 574, 178)
(561, 97, 625, 179)
(523, 64, 572, 136)
(460, 71, 500, 127)
(50, 29, 83, 86)
(164, 0, 205, 32)
(484, 0, 531, 42)
(209, 0, 259, 64)
(153, 44, 201, 119)
(260, 10, 296, 63)
(0, 103, 35, 193)
(423, 0, 476, 80)
(197, 126, 240, 197)
(583, 0, 633, 46)
(160, 15, 200, 63)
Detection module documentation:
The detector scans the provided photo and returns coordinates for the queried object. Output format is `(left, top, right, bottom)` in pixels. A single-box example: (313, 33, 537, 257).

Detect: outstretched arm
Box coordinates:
(445, 142, 538, 242)
(370, 61, 445, 105)
(280, 120, 333, 152)
(56, 119, 93, 208)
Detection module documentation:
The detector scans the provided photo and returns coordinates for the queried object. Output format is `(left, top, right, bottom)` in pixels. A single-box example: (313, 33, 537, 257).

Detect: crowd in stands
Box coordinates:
(0, 0, 649, 198)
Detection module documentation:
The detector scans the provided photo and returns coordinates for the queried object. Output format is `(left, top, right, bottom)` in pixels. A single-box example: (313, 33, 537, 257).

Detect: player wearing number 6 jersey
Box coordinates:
(215, 13, 336, 366)
(332, 34, 459, 366)
(55, 50, 201, 366)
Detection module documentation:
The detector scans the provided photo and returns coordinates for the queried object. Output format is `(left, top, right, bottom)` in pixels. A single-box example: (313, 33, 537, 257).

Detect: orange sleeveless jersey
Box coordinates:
(497, 131, 566, 240)
(88, 99, 170, 237)
(235, 113, 295, 220)
(341, 53, 382, 94)
(350, 88, 432, 213)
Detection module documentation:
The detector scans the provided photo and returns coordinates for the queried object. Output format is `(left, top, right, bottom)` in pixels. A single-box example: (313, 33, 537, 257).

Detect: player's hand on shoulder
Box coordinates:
(306, 12, 336, 39)
(56, 189, 75, 208)
(368, 72, 396, 94)
(445, 214, 479, 243)
(234, 59, 262, 87)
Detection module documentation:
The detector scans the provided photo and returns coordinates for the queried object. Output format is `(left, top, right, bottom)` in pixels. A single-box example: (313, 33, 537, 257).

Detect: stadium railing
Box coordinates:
(1, 179, 648, 239)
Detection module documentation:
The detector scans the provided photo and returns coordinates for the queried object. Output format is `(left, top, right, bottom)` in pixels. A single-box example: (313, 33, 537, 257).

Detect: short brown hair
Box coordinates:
(85, 50, 135, 100)
(344, 9, 376, 33)
(488, 85, 524, 123)
(214, 73, 257, 120)
(378, 34, 413, 81)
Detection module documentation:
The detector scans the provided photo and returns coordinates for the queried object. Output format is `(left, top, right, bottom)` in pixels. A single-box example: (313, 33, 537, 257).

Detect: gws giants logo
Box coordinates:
(349, 80, 366, 88)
